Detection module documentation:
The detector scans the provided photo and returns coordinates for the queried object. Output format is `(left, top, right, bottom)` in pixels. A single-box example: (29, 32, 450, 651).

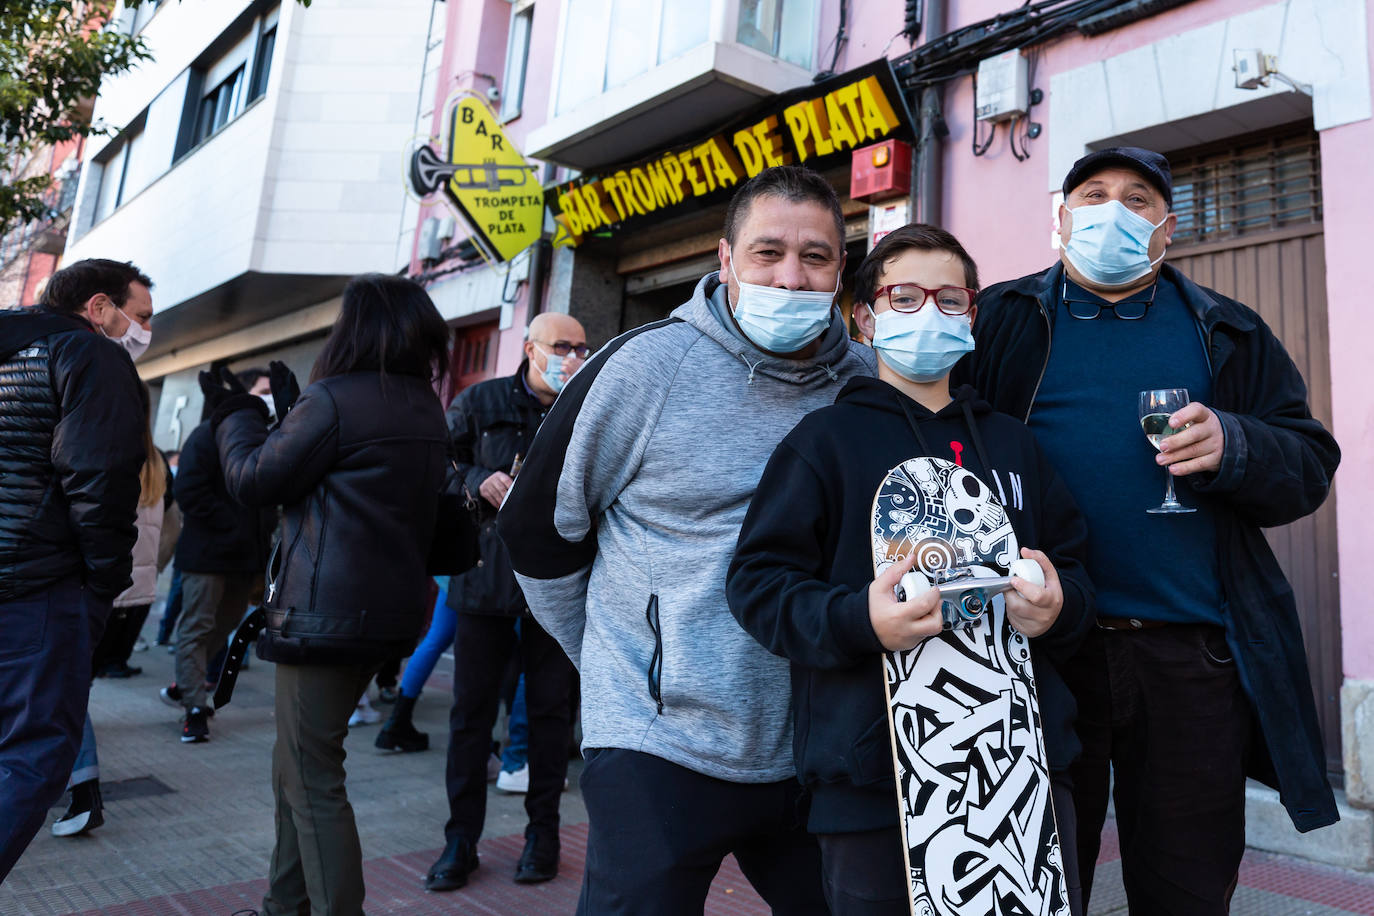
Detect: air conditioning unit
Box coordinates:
(975, 50, 1029, 123)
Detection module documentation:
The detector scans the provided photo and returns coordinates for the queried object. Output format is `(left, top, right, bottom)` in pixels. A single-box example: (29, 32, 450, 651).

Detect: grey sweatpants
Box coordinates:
(173, 572, 255, 709)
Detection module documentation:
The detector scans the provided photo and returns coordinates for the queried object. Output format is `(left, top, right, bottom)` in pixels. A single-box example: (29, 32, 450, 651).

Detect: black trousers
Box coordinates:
(816, 775, 1082, 916)
(1064, 624, 1249, 915)
(576, 748, 828, 916)
(443, 612, 573, 842)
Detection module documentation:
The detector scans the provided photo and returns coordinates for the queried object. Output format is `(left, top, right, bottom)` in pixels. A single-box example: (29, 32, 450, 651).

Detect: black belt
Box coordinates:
(1096, 616, 1170, 631)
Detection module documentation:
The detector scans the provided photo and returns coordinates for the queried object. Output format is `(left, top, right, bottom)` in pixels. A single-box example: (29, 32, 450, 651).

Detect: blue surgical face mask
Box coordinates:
(869, 304, 974, 383)
(536, 346, 567, 394)
(729, 255, 838, 354)
(1063, 199, 1168, 288)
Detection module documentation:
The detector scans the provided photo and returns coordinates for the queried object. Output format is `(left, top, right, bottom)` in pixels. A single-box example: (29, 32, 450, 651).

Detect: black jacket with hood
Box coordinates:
(951, 262, 1341, 832)
(0, 307, 144, 602)
(727, 376, 1093, 833)
(173, 420, 275, 575)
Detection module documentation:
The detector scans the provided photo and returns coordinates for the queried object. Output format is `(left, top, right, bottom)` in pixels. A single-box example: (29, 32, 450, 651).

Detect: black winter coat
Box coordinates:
(173, 421, 274, 575)
(0, 308, 144, 602)
(727, 379, 1093, 833)
(215, 372, 449, 665)
(445, 361, 549, 617)
(951, 262, 1342, 832)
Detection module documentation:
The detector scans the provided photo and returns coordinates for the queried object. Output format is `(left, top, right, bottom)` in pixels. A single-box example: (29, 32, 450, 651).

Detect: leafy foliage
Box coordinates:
(0, 1, 151, 235)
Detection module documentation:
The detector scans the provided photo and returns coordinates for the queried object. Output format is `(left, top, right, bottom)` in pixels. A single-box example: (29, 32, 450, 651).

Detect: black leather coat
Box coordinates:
(173, 421, 275, 575)
(215, 371, 449, 665)
(445, 361, 549, 617)
(0, 308, 144, 602)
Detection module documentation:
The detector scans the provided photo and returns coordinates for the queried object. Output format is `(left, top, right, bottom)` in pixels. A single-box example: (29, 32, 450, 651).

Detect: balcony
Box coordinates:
(526, 0, 818, 170)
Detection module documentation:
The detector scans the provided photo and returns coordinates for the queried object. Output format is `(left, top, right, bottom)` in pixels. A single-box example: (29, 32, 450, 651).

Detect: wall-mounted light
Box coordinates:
(1233, 49, 1312, 96)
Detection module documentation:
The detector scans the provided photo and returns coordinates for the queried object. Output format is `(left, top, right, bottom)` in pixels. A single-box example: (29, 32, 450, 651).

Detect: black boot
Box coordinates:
(425, 835, 479, 891)
(375, 693, 428, 752)
(52, 780, 104, 837)
(514, 827, 559, 883)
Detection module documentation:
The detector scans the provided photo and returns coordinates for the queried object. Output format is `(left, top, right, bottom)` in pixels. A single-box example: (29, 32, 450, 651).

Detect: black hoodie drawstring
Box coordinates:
(895, 391, 995, 477)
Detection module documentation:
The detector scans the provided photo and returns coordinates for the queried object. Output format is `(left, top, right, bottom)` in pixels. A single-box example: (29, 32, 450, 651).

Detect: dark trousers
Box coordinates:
(93, 602, 152, 671)
(0, 580, 109, 880)
(444, 612, 574, 843)
(262, 662, 377, 916)
(576, 748, 828, 916)
(156, 566, 184, 645)
(1065, 625, 1249, 915)
(816, 775, 1082, 916)
(174, 572, 255, 710)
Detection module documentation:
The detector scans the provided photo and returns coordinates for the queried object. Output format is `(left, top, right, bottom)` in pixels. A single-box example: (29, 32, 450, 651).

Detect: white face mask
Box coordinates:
(101, 305, 151, 360)
(729, 254, 839, 354)
(1063, 199, 1168, 288)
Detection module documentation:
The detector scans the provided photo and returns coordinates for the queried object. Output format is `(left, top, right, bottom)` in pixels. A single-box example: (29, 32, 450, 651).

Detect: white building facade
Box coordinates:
(63, 0, 440, 448)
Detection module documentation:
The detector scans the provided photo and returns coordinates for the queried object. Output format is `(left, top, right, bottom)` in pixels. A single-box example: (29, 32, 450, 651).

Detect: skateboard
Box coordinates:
(871, 456, 1069, 916)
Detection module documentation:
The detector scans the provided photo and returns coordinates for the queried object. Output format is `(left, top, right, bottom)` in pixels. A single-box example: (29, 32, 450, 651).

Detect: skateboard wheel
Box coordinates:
(1009, 558, 1044, 587)
(896, 570, 929, 603)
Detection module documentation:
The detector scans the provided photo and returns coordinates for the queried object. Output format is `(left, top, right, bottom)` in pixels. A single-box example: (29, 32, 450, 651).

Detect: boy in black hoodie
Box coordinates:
(727, 224, 1093, 916)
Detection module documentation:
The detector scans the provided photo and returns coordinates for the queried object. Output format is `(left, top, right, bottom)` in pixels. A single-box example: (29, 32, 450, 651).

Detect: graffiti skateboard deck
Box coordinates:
(871, 456, 1069, 916)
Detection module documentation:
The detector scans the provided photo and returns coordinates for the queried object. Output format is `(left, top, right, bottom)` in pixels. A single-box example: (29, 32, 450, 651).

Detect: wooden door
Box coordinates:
(1168, 126, 1341, 779)
(445, 322, 499, 408)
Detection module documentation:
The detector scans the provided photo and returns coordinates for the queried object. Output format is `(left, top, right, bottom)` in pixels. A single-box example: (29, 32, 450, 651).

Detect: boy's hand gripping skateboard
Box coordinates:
(872, 456, 1069, 916)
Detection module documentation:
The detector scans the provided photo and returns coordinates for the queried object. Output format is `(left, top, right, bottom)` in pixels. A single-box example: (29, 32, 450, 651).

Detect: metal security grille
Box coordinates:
(1170, 125, 1322, 246)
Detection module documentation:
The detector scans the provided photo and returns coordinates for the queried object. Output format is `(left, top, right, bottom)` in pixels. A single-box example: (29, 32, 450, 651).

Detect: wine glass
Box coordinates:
(1138, 388, 1197, 514)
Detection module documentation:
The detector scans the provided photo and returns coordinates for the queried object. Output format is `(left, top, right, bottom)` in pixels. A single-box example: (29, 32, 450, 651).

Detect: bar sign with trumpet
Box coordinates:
(409, 94, 544, 263)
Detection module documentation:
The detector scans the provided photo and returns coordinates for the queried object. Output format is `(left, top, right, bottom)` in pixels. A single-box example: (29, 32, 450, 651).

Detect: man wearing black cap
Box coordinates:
(954, 147, 1340, 913)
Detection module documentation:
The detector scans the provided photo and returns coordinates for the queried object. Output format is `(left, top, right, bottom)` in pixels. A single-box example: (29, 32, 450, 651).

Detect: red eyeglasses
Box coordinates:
(873, 283, 977, 316)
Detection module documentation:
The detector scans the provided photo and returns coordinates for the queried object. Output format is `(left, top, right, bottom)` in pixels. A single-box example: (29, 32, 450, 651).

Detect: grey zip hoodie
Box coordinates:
(499, 273, 875, 782)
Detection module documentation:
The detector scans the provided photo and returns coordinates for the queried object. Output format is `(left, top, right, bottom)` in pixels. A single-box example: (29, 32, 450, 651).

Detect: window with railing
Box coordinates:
(1169, 126, 1322, 247)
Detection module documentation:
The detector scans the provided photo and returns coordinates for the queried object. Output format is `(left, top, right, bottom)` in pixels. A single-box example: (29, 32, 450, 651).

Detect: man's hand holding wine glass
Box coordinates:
(1156, 402, 1225, 476)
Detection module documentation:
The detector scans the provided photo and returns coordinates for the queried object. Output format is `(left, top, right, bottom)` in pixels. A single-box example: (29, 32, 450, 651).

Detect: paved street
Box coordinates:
(6, 618, 1374, 915)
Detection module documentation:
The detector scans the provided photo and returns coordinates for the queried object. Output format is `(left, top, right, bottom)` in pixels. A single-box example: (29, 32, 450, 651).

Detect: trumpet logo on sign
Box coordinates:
(553, 69, 906, 247)
(409, 93, 543, 263)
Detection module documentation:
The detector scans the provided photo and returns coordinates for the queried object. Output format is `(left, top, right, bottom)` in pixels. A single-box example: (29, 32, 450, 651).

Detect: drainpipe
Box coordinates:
(913, 0, 947, 226)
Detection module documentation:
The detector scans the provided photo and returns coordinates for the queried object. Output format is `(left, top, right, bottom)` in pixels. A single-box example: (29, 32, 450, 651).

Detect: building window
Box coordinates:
(737, 0, 815, 69)
(249, 25, 277, 101)
(1169, 125, 1321, 247)
(500, 2, 533, 121)
(554, 0, 708, 115)
(192, 66, 244, 148)
(93, 125, 143, 224)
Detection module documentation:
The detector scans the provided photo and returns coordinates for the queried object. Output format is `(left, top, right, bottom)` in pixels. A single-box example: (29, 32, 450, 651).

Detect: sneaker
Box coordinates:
(496, 764, 529, 793)
(377, 686, 399, 704)
(159, 684, 183, 707)
(52, 781, 103, 837)
(347, 695, 381, 727)
(182, 707, 210, 743)
(132, 638, 149, 653)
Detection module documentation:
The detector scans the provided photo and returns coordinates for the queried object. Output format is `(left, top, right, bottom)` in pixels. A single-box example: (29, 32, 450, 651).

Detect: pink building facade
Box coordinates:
(413, 0, 1373, 866)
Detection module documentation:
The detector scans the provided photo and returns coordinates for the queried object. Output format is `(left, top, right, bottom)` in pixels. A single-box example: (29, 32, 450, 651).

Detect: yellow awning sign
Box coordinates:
(409, 94, 542, 263)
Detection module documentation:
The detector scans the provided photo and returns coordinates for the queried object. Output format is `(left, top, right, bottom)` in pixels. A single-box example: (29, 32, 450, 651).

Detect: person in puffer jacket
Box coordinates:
(52, 383, 167, 838)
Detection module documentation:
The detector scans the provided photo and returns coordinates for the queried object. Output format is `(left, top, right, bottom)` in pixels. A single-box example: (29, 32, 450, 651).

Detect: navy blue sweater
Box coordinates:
(727, 377, 1094, 833)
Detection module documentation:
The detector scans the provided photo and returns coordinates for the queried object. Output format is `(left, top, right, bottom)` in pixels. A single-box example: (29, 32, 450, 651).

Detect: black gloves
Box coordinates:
(268, 361, 301, 420)
(200, 366, 269, 430)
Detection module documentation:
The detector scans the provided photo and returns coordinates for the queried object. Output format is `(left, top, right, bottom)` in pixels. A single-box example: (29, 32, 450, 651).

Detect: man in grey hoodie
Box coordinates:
(499, 165, 875, 914)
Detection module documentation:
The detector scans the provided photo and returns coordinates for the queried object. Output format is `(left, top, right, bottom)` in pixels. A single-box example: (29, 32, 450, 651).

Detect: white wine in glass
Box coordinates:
(1138, 388, 1197, 514)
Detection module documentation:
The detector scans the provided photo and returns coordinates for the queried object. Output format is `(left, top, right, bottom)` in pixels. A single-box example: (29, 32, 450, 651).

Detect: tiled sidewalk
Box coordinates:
(6, 624, 1374, 915)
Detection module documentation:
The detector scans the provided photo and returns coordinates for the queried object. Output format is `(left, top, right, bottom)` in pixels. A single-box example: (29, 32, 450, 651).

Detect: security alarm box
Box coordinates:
(975, 49, 1029, 122)
(851, 139, 912, 203)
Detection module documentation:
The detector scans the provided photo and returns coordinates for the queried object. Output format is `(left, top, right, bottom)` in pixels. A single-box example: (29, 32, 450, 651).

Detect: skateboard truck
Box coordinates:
(895, 558, 1045, 630)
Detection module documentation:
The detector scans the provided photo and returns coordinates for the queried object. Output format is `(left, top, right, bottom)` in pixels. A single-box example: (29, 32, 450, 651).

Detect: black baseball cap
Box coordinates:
(1063, 147, 1173, 208)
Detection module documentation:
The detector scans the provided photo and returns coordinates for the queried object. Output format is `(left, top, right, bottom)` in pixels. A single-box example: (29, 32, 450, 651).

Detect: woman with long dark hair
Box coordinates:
(203, 273, 452, 915)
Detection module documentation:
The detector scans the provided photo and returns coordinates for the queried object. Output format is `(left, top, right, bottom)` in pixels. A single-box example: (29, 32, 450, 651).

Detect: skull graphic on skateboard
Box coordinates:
(871, 456, 1069, 916)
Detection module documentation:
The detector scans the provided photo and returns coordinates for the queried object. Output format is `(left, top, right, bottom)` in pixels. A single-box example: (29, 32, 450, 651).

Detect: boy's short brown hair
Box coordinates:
(854, 224, 980, 305)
